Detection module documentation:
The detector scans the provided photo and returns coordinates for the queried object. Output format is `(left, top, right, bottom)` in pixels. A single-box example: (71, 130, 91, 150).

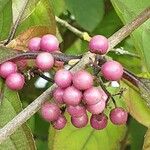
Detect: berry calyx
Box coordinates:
(89, 35, 109, 55)
(36, 52, 54, 71)
(53, 87, 64, 104)
(0, 61, 17, 78)
(6, 73, 25, 90)
(101, 61, 123, 81)
(41, 102, 60, 122)
(40, 34, 59, 52)
(54, 69, 72, 88)
(90, 113, 108, 130)
(72, 70, 93, 90)
(28, 37, 41, 51)
(110, 107, 128, 125)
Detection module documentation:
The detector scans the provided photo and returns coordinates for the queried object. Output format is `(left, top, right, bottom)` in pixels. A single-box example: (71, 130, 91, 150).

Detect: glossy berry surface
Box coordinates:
(83, 87, 102, 105)
(110, 107, 128, 125)
(41, 102, 60, 122)
(71, 113, 88, 128)
(89, 35, 109, 55)
(6, 73, 25, 90)
(63, 86, 82, 106)
(90, 113, 108, 130)
(40, 34, 59, 52)
(67, 104, 86, 117)
(28, 37, 41, 51)
(72, 70, 93, 90)
(53, 87, 64, 104)
(101, 61, 123, 81)
(53, 115, 67, 130)
(0, 61, 17, 78)
(54, 69, 72, 88)
(36, 52, 54, 71)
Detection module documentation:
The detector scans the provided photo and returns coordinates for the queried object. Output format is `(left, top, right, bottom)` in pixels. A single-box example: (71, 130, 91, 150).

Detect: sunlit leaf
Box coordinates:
(143, 127, 150, 150)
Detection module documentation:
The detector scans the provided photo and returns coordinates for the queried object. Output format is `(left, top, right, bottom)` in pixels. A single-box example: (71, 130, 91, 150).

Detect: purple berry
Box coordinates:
(54, 69, 72, 88)
(36, 52, 54, 71)
(90, 113, 108, 130)
(53, 115, 67, 130)
(101, 61, 123, 81)
(87, 100, 106, 114)
(0, 61, 17, 78)
(89, 35, 109, 55)
(6, 73, 25, 90)
(28, 37, 41, 51)
(72, 70, 93, 90)
(63, 86, 82, 106)
(53, 87, 64, 104)
(71, 113, 88, 128)
(83, 87, 102, 105)
(110, 107, 128, 125)
(67, 104, 86, 117)
(41, 102, 60, 122)
(40, 34, 59, 52)
(99, 88, 108, 102)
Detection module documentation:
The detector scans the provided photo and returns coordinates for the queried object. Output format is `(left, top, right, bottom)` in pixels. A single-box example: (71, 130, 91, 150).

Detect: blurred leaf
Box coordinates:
(111, 0, 150, 71)
(0, 79, 36, 149)
(65, 0, 104, 32)
(0, 0, 12, 40)
(48, 114, 126, 150)
(143, 127, 150, 150)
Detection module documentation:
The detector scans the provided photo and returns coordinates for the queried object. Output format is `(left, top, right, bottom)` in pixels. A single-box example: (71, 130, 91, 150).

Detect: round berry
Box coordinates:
(63, 86, 82, 106)
(83, 87, 102, 105)
(41, 102, 60, 122)
(90, 113, 108, 130)
(53, 115, 67, 130)
(54, 69, 72, 88)
(71, 114, 88, 128)
(98, 88, 108, 102)
(89, 35, 109, 55)
(53, 87, 64, 104)
(72, 70, 93, 90)
(36, 52, 54, 71)
(28, 37, 41, 51)
(87, 100, 106, 114)
(67, 104, 86, 117)
(110, 107, 128, 125)
(101, 61, 123, 81)
(40, 34, 59, 52)
(6, 73, 25, 90)
(0, 61, 17, 78)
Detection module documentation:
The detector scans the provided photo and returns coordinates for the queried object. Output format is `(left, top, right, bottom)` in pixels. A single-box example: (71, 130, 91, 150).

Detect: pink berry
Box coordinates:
(28, 37, 41, 51)
(36, 52, 54, 71)
(83, 87, 102, 105)
(71, 113, 88, 128)
(63, 86, 82, 106)
(6, 73, 25, 90)
(110, 107, 128, 125)
(0, 61, 17, 78)
(41, 102, 60, 122)
(53, 87, 64, 104)
(99, 88, 108, 102)
(54, 69, 72, 88)
(40, 34, 59, 52)
(90, 113, 108, 130)
(72, 70, 93, 90)
(53, 115, 67, 130)
(101, 61, 123, 81)
(89, 35, 109, 55)
(67, 104, 86, 117)
(87, 100, 106, 114)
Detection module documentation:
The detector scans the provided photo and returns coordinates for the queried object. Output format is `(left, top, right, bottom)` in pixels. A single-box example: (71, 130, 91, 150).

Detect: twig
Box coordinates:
(0, 7, 149, 144)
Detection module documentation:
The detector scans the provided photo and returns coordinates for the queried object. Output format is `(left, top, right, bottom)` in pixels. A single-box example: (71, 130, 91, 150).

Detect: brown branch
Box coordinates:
(0, 7, 149, 144)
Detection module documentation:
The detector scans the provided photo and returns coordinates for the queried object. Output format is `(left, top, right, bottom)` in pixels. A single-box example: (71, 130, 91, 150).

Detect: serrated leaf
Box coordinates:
(0, 79, 36, 149)
(143, 127, 150, 150)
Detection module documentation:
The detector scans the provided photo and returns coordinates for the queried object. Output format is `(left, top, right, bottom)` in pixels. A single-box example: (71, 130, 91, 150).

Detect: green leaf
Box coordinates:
(48, 114, 126, 150)
(0, 0, 12, 40)
(0, 79, 36, 149)
(111, 0, 150, 71)
(143, 127, 150, 150)
(65, 0, 104, 32)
